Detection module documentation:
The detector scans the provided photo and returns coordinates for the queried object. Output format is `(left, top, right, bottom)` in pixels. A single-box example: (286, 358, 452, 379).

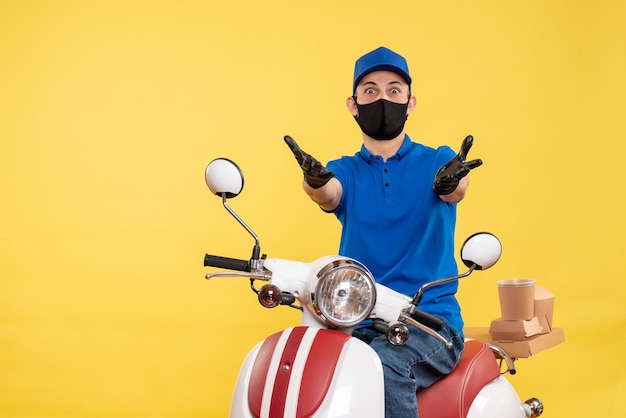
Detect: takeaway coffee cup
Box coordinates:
(497, 279, 536, 320)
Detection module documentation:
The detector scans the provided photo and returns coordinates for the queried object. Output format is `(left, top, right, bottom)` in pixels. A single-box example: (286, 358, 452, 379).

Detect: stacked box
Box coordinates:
(489, 285, 555, 341)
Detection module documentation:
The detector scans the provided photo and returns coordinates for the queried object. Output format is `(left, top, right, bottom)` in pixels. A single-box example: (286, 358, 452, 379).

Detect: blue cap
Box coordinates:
(352, 46, 412, 93)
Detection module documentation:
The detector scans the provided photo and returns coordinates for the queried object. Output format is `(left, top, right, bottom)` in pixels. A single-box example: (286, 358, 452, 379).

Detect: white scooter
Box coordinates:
(202, 158, 544, 418)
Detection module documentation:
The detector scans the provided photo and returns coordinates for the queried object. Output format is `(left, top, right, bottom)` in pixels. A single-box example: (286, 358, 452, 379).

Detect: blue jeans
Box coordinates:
(352, 322, 464, 418)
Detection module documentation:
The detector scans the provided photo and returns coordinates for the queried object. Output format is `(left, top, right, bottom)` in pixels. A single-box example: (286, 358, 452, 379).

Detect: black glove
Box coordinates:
(284, 135, 334, 189)
(433, 135, 483, 195)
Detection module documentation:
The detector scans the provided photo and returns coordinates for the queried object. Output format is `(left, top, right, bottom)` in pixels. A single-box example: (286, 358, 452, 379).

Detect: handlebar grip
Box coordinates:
(410, 309, 445, 331)
(204, 254, 250, 272)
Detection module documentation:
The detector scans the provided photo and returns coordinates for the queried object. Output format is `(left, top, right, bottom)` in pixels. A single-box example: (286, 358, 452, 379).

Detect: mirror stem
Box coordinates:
(222, 195, 261, 259)
(411, 264, 476, 306)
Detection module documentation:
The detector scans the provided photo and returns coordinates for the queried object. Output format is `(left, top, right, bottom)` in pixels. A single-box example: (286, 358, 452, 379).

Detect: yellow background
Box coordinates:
(1, 1, 625, 417)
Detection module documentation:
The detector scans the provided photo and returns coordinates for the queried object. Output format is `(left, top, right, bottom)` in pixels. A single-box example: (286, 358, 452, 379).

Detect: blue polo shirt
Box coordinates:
(326, 135, 464, 336)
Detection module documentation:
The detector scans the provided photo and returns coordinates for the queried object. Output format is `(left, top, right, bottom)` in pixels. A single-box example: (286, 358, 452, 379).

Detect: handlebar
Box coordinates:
(410, 309, 445, 331)
(204, 254, 250, 272)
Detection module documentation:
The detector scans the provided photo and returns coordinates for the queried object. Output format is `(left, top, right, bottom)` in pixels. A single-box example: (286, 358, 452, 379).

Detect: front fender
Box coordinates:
(230, 327, 384, 418)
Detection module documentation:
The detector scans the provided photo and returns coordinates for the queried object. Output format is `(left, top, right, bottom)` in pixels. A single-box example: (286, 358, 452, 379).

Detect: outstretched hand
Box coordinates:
(433, 135, 483, 195)
(284, 135, 335, 189)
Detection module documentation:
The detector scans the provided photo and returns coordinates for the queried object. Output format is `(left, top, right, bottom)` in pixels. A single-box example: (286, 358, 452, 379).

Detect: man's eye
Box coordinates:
(391, 88, 401, 94)
(365, 88, 376, 94)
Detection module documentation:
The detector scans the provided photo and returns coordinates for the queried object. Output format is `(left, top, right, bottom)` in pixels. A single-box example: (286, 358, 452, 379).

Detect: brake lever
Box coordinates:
(205, 272, 271, 280)
(399, 312, 453, 349)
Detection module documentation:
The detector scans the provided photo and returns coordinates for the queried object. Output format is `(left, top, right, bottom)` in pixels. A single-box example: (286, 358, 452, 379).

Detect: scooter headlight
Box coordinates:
(313, 258, 376, 328)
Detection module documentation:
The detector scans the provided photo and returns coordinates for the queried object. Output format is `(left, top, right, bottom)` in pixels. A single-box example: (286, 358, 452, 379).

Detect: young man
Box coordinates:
(285, 46, 482, 418)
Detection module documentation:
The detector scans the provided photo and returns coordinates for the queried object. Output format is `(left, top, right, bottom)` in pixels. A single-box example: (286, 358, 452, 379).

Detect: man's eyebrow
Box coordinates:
(361, 80, 403, 87)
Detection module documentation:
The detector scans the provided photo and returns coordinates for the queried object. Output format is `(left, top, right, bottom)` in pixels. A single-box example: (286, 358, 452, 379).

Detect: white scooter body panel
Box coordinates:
(466, 375, 526, 418)
(230, 327, 384, 418)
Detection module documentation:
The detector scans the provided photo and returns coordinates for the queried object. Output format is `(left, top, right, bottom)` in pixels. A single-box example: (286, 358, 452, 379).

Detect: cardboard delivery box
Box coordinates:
(466, 282, 564, 358)
(488, 316, 543, 341)
(534, 285, 554, 334)
(465, 327, 565, 359)
(489, 282, 556, 341)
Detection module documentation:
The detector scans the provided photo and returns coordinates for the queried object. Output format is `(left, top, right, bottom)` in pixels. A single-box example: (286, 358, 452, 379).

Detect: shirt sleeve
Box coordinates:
(326, 158, 349, 216)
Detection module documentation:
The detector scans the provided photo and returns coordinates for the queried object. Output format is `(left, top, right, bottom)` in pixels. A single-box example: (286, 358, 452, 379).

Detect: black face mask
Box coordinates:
(353, 98, 409, 141)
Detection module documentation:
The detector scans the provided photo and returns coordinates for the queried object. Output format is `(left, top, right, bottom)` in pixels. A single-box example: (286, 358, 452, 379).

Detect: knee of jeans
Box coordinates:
(352, 327, 379, 344)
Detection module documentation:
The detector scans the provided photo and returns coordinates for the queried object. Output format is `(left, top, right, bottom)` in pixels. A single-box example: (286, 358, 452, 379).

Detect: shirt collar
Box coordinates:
(359, 134, 412, 162)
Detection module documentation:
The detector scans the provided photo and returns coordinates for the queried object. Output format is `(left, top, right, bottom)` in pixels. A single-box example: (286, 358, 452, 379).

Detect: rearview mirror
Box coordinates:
(460, 232, 502, 270)
(204, 158, 244, 198)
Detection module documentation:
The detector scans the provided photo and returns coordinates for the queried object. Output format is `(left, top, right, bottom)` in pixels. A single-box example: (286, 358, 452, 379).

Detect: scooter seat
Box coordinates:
(417, 339, 500, 418)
